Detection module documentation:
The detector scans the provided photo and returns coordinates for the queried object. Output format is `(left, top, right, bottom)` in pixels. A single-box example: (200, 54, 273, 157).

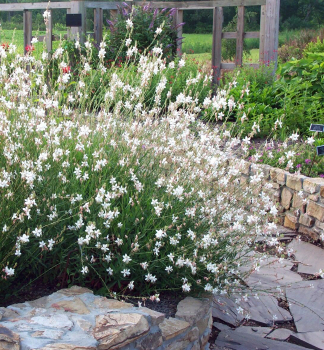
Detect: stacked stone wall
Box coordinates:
(237, 159, 324, 241)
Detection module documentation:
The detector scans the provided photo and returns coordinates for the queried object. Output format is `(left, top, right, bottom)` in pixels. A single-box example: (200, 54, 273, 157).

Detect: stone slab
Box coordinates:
(266, 328, 295, 341)
(286, 280, 324, 333)
(213, 322, 232, 331)
(290, 331, 324, 350)
(234, 326, 273, 337)
(94, 313, 150, 349)
(245, 257, 302, 292)
(159, 317, 190, 340)
(0, 325, 20, 350)
(215, 329, 306, 350)
(213, 293, 292, 327)
(175, 297, 211, 326)
(288, 239, 324, 275)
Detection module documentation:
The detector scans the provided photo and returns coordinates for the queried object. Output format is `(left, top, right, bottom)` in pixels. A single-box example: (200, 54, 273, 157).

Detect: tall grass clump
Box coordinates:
(0, 14, 286, 304)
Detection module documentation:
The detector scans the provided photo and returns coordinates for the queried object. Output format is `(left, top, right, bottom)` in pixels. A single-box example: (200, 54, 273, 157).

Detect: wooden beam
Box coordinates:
(236, 6, 245, 66)
(133, 0, 266, 8)
(94, 8, 103, 44)
(221, 62, 259, 69)
(212, 7, 223, 86)
(264, 0, 280, 71)
(84, 0, 266, 10)
(0, 2, 71, 11)
(259, 4, 266, 63)
(23, 10, 32, 54)
(222, 31, 259, 39)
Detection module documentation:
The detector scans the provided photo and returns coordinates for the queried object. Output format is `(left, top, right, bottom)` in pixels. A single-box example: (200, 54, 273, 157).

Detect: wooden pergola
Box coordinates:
(0, 0, 280, 83)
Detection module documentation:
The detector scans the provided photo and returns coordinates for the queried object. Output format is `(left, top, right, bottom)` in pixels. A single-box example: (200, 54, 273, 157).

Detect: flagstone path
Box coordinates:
(211, 226, 324, 350)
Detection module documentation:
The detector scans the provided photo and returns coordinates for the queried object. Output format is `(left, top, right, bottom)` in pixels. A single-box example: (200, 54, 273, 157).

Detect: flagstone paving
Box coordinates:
(212, 234, 324, 350)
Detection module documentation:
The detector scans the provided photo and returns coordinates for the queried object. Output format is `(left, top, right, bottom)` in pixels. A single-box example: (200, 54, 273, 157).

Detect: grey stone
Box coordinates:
(215, 329, 307, 350)
(286, 280, 324, 332)
(212, 296, 244, 327)
(246, 257, 302, 292)
(235, 326, 273, 337)
(30, 314, 74, 329)
(288, 240, 324, 275)
(290, 331, 324, 350)
(175, 297, 211, 326)
(266, 328, 295, 341)
(213, 322, 232, 331)
(0, 325, 20, 350)
(213, 293, 292, 327)
(159, 317, 190, 340)
(136, 330, 163, 350)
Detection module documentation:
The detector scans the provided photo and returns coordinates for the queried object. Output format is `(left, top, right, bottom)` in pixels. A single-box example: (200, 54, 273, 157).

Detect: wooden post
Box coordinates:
(23, 10, 32, 54)
(70, 0, 86, 44)
(259, 4, 266, 64)
(212, 7, 223, 86)
(45, 9, 52, 54)
(94, 7, 103, 44)
(175, 9, 183, 56)
(235, 6, 245, 66)
(264, 0, 280, 71)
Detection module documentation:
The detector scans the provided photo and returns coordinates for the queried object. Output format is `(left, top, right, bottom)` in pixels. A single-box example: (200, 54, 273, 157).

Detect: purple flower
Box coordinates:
(296, 164, 302, 168)
(305, 159, 311, 164)
(320, 174, 324, 178)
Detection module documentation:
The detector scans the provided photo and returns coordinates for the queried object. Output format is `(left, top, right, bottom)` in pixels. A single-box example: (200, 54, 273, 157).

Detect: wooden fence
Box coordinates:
(0, 0, 280, 84)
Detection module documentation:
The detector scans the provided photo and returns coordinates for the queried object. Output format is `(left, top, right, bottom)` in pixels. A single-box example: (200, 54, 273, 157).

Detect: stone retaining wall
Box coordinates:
(238, 159, 324, 241)
(0, 286, 212, 350)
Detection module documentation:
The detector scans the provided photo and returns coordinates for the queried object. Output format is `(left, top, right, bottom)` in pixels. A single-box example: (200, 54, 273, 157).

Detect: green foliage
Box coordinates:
(106, 3, 179, 62)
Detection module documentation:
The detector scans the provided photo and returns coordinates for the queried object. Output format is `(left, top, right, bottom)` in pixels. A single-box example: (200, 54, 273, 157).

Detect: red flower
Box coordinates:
(62, 66, 71, 74)
(1, 43, 9, 50)
(25, 45, 35, 52)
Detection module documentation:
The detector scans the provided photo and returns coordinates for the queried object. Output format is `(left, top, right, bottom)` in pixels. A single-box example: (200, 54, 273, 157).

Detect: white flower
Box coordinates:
(81, 266, 89, 274)
(4, 266, 15, 276)
(125, 38, 132, 47)
(128, 281, 134, 290)
(126, 19, 133, 29)
(121, 269, 131, 277)
(122, 254, 132, 264)
(43, 10, 51, 19)
(178, 59, 185, 68)
(155, 27, 163, 35)
(31, 37, 38, 45)
(270, 205, 278, 216)
(182, 283, 191, 292)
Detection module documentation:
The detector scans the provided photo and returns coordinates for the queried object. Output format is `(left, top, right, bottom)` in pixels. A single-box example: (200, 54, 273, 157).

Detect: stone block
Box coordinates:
(138, 307, 165, 326)
(270, 168, 286, 184)
(298, 225, 319, 241)
(93, 297, 133, 310)
(286, 174, 305, 191)
(190, 340, 200, 350)
(57, 286, 93, 296)
(281, 187, 293, 209)
(94, 313, 150, 349)
(303, 178, 322, 194)
(159, 318, 190, 341)
(308, 194, 319, 202)
(306, 200, 324, 222)
(320, 186, 324, 197)
(270, 182, 280, 189)
(51, 297, 90, 314)
(284, 213, 299, 230)
(299, 214, 315, 227)
(292, 193, 306, 213)
(0, 325, 20, 350)
(136, 330, 163, 350)
(165, 339, 190, 350)
(175, 297, 211, 326)
(199, 329, 210, 349)
(185, 326, 199, 342)
(38, 345, 96, 350)
(239, 160, 251, 175)
(258, 164, 271, 179)
(315, 220, 324, 230)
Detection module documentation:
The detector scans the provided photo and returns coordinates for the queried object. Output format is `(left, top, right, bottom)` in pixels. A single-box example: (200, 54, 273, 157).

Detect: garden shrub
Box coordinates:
(106, 3, 181, 62)
(0, 25, 283, 303)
